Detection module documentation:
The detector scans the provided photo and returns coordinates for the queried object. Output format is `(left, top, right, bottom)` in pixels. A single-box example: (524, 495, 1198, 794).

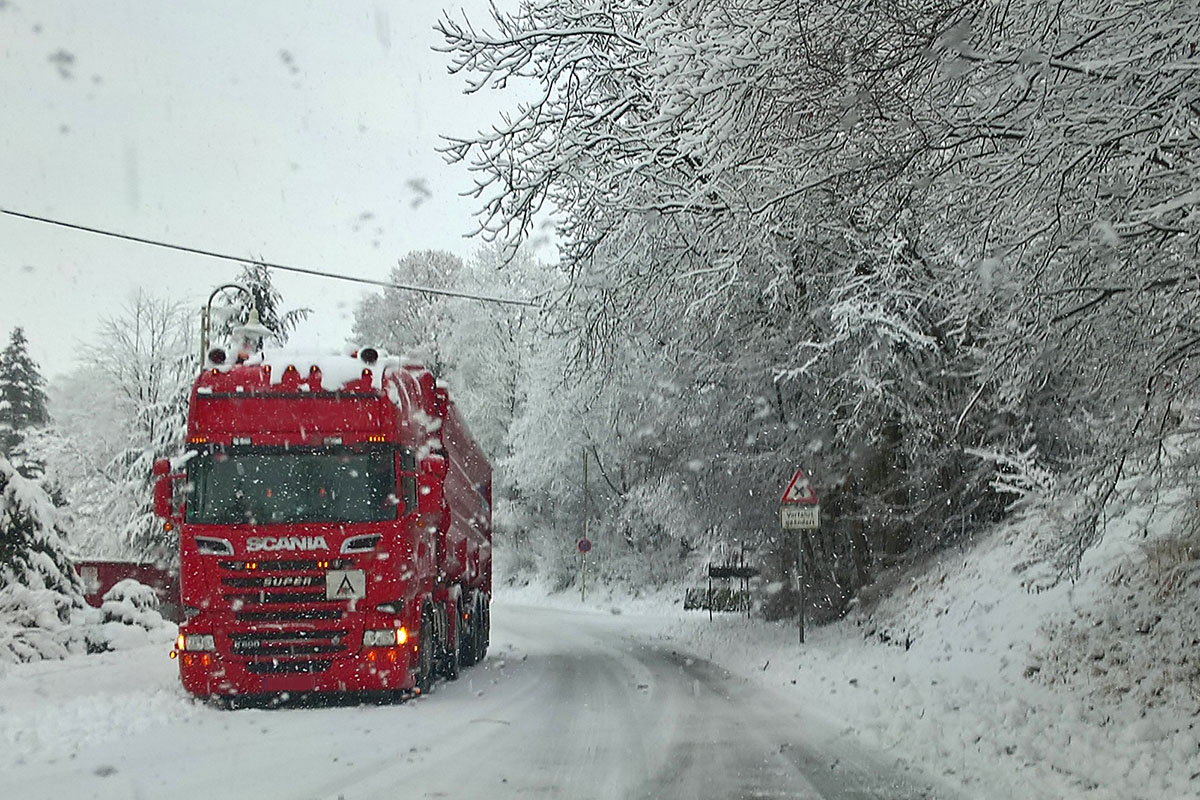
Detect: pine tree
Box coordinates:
(0, 453, 87, 663)
(212, 264, 311, 347)
(0, 327, 50, 460)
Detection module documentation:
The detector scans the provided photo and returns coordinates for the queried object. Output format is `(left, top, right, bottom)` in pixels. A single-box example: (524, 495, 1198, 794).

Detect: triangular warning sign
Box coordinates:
(337, 575, 356, 596)
(781, 469, 818, 504)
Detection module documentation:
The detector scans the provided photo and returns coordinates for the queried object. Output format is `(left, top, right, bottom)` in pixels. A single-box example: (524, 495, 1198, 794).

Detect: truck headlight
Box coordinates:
(178, 633, 215, 651)
(363, 628, 407, 647)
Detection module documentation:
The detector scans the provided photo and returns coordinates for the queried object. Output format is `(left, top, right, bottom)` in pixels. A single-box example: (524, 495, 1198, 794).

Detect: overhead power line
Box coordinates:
(0, 207, 542, 309)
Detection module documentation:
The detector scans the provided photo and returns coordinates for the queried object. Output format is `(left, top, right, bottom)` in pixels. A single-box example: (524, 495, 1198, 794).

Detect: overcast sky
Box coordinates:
(1, 0, 517, 377)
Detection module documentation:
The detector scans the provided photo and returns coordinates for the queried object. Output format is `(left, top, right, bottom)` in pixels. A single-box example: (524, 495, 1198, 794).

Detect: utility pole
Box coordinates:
(581, 447, 589, 602)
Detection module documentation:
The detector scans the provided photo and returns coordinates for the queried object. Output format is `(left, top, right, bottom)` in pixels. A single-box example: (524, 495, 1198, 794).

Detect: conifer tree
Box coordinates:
(213, 264, 311, 346)
(0, 327, 50, 460)
(0, 453, 87, 663)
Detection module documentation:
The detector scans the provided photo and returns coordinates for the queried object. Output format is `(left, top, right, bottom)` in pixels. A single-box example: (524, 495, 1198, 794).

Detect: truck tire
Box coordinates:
(415, 610, 434, 694)
(479, 593, 490, 659)
(458, 593, 478, 667)
(441, 602, 460, 681)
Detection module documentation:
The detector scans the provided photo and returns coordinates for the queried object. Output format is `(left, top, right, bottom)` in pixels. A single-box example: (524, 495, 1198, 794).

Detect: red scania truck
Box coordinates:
(153, 347, 492, 700)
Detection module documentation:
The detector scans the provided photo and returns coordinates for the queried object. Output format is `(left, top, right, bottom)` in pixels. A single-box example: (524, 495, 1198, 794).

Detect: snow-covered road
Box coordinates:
(0, 603, 955, 800)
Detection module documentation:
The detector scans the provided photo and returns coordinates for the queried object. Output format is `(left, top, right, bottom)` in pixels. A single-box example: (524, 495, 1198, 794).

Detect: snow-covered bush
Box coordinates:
(99, 578, 166, 629)
(90, 578, 174, 651)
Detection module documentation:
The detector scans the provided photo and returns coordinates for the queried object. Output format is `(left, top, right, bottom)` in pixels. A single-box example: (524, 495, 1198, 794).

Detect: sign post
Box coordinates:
(578, 536, 592, 601)
(580, 447, 590, 602)
(780, 468, 820, 644)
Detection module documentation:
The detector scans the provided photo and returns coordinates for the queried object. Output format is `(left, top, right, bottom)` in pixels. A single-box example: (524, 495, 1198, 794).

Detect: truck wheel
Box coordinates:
(439, 602, 460, 681)
(459, 594, 477, 667)
(415, 610, 434, 694)
(479, 594, 490, 659)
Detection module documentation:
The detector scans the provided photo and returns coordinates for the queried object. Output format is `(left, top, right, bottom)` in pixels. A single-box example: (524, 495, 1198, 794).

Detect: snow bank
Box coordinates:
(0, 583, 89, 666)
(620, 504, 1200, 799)
(0, 643, 195, 772)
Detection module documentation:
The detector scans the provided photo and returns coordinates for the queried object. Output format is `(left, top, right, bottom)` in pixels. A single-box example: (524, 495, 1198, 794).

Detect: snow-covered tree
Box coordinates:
(349, 245, 550, 463)
(437, 243, 555, 456)
(75, 292, 195, 560)
(0, 327, 50, 466)
(0, 453, 88, 663)
(41, 366, 138, 558)
(211, 263, 311, 347)
(438, 0, 1200, 606)
(350, 249, 465, 375)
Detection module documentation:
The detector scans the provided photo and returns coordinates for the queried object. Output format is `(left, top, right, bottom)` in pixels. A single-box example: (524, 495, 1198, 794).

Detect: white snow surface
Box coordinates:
(1, 508, 1197, 798)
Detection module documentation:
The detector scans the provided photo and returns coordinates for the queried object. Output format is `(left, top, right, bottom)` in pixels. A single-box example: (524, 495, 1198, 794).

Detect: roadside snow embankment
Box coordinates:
(636, 509, 1200, 800)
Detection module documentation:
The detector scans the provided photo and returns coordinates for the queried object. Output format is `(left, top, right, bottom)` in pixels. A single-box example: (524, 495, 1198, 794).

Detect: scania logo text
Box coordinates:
(245, 536, 329, 553)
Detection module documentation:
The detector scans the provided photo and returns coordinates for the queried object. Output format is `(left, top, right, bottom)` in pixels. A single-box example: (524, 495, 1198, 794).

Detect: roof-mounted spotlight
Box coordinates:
(208, 347, 227, 366)
(360, 347, 379, 365)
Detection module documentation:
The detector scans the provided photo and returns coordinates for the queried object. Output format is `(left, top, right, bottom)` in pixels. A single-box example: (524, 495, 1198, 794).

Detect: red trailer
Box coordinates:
(74, 560, 181, 622)
(153, 348, 492, 700)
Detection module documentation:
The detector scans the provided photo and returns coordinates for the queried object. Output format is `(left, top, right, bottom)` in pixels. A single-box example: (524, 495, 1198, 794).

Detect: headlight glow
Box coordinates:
(181, 633, 216, 651)
(363, 628, 405, 647)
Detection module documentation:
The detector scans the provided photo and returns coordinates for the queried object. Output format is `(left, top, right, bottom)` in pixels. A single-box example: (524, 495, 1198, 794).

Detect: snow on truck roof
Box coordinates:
(201, 347, 434, 394)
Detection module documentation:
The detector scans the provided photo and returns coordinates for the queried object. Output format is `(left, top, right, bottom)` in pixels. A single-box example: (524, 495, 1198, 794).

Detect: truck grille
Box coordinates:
(222, 575, 324, 588)
(224, 590, 329, 604)
(246, 660, 333, 674)
(216, 559, 352, 616)
(229, 629, 348, 658)
(215, 559, 356, 672)
(235, 609, 342, 622)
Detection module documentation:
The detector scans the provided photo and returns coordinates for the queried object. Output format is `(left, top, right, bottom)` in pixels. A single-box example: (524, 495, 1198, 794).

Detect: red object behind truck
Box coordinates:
(153, 349, 492, 700)
(74, 560, 181, 621)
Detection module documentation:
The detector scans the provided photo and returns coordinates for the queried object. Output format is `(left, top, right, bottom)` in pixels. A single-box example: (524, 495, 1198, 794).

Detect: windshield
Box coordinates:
(186, 448, 397, 525)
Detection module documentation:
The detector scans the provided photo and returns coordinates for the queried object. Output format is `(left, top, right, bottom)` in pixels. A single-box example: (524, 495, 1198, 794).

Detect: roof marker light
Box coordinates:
(362, 368, 372, 379)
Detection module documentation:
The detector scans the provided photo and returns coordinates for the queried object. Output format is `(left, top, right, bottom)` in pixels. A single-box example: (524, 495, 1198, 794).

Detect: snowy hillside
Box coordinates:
(615, 504, 1200, 800)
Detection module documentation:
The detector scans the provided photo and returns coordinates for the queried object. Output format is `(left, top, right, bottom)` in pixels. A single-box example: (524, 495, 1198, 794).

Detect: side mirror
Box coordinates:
(421, 452, 448, 479)
(152, 458, 182, 520)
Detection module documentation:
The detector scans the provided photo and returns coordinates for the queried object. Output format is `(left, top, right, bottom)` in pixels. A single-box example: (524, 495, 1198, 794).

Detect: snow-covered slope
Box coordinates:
(606, 503, 1200, 799)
